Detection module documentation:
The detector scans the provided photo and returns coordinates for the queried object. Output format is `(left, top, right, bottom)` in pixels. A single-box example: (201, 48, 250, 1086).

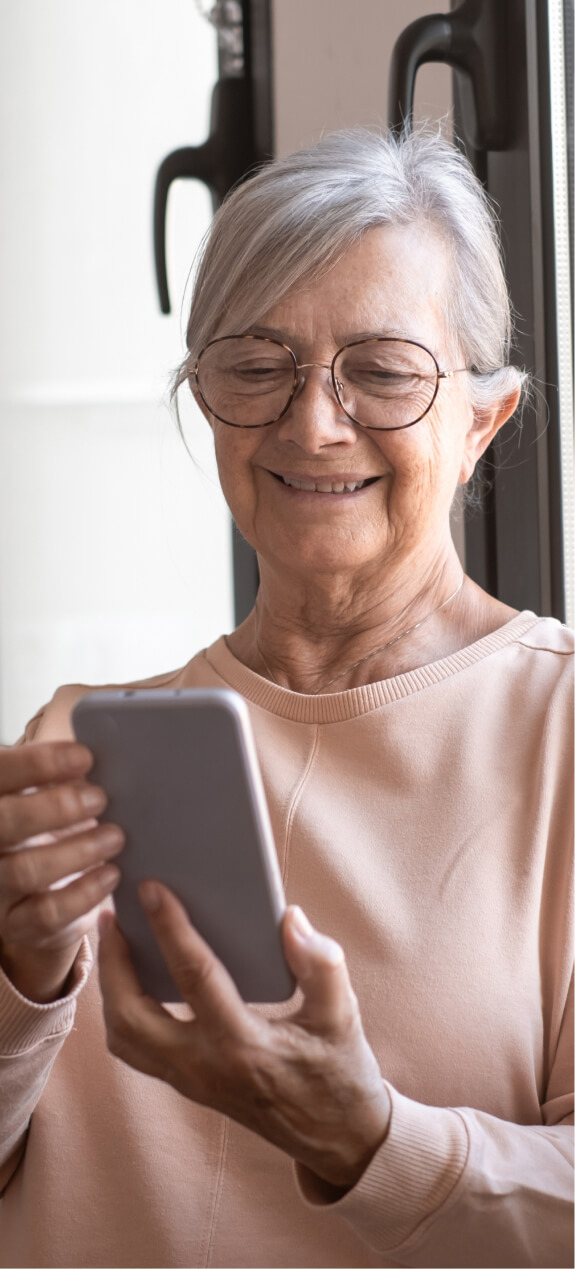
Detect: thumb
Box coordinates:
(283, 906, 355, 1030)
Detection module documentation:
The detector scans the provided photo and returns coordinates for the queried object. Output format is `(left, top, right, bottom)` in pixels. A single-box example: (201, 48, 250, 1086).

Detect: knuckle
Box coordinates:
(339, 987, 361, 1033)
(53, 785, 84, 823)
(28, 743, 59, 783)
(0, 796, 20, 844)
(31, 890, 63, 937)
(104, 1004, 140, 1058)
(0, 849, 39, 896)
(173, 952, 215, 997)
(17, 742, 84, 787)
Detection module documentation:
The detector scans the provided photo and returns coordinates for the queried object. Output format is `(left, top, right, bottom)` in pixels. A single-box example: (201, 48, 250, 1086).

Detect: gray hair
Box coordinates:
(173, 126, 525, 421)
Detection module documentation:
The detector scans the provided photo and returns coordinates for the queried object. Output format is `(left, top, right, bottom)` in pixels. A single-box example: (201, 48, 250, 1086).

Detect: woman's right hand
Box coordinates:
(0, 741, 124, 1004)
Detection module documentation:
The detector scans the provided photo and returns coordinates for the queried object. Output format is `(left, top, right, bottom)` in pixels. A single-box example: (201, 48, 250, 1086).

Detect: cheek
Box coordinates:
(382, 414, 463, 512)
(213, 428, 260, 522)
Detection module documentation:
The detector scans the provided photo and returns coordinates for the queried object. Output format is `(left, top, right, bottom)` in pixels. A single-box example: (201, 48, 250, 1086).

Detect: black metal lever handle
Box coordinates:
(388, 15, 453, 134)
(154, 77, 253, 314)
(388, 0, 509, 151)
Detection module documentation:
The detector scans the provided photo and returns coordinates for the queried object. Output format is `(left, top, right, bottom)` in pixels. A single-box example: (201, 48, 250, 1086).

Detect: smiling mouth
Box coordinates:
(272, 473, 380, 494)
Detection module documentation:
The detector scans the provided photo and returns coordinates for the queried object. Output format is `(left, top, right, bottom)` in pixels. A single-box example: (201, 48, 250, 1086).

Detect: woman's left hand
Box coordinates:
(98, 883, 391, 1190)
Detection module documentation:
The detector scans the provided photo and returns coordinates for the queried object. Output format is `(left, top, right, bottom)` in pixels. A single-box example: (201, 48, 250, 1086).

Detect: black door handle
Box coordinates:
(388, 0, 509, 150)
(154, 76, 254, 314)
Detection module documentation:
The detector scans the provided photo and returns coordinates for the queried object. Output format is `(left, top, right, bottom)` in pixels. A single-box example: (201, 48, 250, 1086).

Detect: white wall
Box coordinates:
(0, 0, 233, 742)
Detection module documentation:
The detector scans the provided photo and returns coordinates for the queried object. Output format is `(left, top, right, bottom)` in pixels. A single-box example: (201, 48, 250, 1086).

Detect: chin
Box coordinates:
(261, 536, 379, 577)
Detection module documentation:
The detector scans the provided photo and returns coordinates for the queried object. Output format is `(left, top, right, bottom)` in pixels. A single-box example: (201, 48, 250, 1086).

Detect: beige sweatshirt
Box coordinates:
(0, 611, 572, 1269)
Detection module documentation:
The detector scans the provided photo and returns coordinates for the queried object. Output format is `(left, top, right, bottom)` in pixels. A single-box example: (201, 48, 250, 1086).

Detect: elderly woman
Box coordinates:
(0, 128, 572, 1269)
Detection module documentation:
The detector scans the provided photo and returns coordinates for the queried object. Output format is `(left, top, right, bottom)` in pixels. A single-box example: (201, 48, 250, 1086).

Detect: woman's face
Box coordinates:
(203, 223, 494, 583)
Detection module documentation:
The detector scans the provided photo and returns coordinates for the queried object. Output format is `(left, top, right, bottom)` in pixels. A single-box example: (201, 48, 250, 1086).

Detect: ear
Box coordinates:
(458, 385, 522, 485)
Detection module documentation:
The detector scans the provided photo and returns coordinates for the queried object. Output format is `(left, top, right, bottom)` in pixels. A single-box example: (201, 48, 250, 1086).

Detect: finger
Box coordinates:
(98, 910, 185, 1078)
(4, 863, 121, 947)
(138, 882, 249, 1036)
(0, 779, 107, 848)
(0, 824, 124, 899)
(0, 742, 93, 798)
(282, 907, 357, 1032)
(98, 909, 157, 1003)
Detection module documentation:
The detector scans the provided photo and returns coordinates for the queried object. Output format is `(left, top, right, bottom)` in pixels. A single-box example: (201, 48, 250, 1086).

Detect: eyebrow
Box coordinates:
(242, 324, 425, 345)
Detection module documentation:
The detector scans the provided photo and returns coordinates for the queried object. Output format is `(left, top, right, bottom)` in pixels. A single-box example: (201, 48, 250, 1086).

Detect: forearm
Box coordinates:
(0, 940, 92, 1186)
(297, 1085, 574, 1268)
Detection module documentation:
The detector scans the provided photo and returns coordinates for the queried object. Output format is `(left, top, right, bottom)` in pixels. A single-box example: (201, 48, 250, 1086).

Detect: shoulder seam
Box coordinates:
(516, 642, 573, 656)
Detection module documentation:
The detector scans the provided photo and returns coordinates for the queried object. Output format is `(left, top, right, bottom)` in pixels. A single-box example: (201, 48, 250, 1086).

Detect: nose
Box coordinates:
(276, 362, 356, 450)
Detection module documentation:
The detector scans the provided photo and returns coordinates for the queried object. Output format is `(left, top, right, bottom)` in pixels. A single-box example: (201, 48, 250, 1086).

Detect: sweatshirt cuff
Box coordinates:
(295, 1082, 469, 1254)
(0, 938, 93, 1054)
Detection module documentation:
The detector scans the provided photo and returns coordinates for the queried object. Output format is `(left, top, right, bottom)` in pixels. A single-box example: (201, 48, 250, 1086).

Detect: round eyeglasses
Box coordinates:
(191, 334, 468, 431)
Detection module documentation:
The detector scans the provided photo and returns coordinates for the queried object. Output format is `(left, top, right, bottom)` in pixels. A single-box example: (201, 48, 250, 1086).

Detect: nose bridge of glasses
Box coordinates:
(294, 360, 339, 402)
(296, 360, 332, 371)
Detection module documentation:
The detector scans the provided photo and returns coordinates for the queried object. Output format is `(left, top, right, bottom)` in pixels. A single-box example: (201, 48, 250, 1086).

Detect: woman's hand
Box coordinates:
(98, 883, 391, 1190)
(0, 742, 124, 1003)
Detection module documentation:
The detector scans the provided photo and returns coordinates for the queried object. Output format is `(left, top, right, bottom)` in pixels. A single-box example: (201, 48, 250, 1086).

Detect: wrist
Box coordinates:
(301, 1083, 392, 1192)
(0, 941, 82, 1003)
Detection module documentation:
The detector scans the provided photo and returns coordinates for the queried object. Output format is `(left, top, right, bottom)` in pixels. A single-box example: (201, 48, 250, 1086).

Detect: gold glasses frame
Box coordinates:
(191, 334, 468, 431)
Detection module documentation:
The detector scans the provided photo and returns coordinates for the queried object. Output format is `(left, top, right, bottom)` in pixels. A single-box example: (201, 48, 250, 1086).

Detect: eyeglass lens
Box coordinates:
(196, 336, 438, 429)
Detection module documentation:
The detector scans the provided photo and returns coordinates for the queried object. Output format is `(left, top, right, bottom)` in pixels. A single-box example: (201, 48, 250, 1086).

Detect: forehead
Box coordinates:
(258, 221, 453, 353)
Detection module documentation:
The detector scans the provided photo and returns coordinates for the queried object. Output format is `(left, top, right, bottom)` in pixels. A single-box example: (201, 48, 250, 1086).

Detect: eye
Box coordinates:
(345, 364, 423, 393)
(359, 368, 414, 382)
(233, 362, 288, 378)
(224, 356, 290, 376)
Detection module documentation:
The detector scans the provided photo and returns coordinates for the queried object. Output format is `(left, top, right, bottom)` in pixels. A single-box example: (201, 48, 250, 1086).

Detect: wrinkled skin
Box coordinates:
(99, 885, 392, 1190)
(0, 222, 520, 1188)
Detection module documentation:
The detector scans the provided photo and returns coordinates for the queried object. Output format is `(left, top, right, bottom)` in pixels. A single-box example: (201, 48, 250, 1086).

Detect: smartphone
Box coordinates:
(72, 688, 295, 1003)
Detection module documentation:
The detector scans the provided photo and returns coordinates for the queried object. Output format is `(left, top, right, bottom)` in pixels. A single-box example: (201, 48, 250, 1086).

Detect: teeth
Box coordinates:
(281, 477, 368, 493)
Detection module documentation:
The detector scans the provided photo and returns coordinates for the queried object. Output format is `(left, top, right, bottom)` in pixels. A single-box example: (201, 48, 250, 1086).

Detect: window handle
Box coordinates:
(388, 0, 510, 151)
(153, 76, 253, 314)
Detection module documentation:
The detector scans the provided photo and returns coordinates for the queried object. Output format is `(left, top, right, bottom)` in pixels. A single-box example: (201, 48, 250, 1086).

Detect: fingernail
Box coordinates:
(97, 825, 125, 854)
(98, 909, 114, 938)
(99, 864, 121, 890)
(80, 785, 106, 813)
(139, 881, 160, 912)
(290, 906, 313, 940)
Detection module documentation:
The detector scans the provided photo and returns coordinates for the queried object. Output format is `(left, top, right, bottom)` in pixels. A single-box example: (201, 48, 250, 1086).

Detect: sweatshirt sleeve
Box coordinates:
(0, 938, 93, 1190)
(295, 975, 574, 1268)
(0, 686, 96, 1191)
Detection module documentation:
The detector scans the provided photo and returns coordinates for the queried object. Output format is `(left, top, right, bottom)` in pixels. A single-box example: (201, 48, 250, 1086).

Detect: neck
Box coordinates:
(229, 545, 470, 694)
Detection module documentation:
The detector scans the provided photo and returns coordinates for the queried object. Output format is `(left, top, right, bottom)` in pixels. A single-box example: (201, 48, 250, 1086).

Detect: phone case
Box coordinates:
(72, 688, 295, 1003)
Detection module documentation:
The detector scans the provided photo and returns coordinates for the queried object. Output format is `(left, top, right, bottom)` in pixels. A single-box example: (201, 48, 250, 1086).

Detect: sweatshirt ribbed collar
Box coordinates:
(199, 612, 541, 724)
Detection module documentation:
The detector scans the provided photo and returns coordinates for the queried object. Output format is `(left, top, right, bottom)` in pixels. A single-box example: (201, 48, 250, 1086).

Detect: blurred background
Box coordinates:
(0, 0, 572, 741)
